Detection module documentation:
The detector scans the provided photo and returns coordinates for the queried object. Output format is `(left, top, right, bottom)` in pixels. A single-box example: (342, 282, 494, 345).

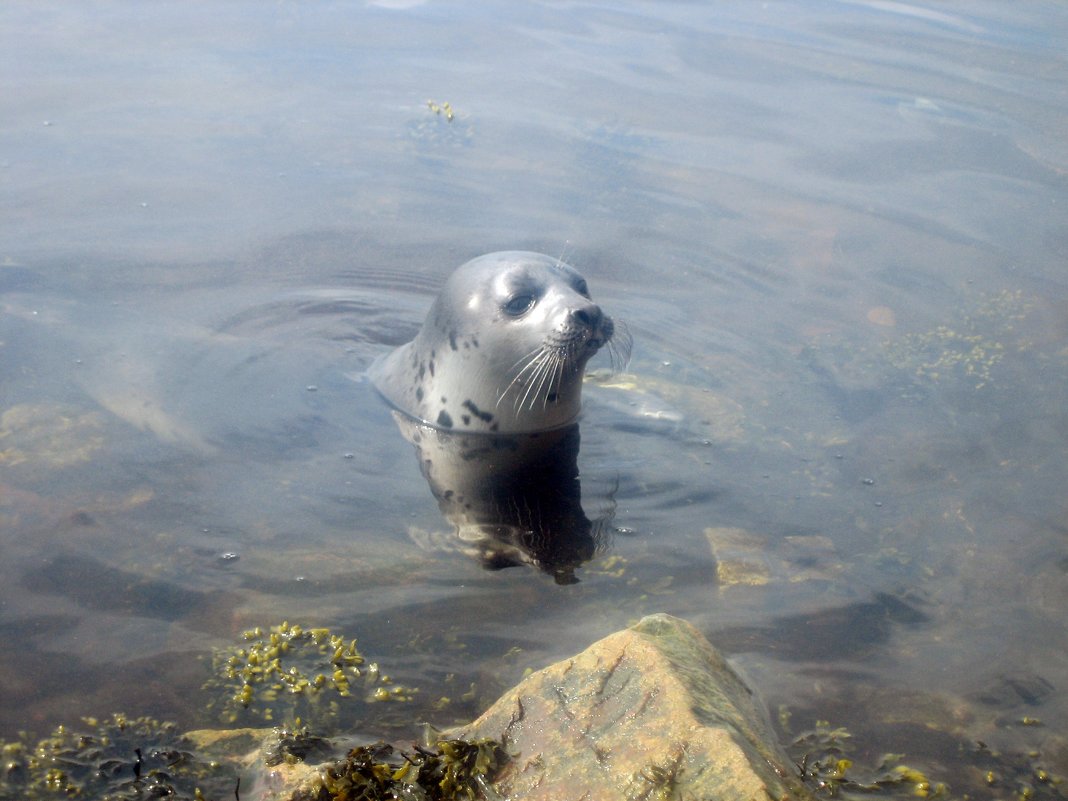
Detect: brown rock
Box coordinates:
(450, 613, 813, 801)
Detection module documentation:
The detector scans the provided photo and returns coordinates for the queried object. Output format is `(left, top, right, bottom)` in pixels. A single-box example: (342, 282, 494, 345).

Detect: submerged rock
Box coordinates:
(449, 613, 813, 801)
(705, 527, 844, 588)
(0, 402, 105, 468)
(184, 726, 324, 801)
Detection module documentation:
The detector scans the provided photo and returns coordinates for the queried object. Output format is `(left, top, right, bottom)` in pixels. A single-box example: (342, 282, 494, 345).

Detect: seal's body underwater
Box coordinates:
(369, 251, 619, 434)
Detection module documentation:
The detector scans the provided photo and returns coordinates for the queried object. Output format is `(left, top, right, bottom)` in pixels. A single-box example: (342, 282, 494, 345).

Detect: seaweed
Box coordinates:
(263, 723, 335, 768)
(297, 737, 508, 801)
(792, 720, 948, 798)
(790, 719, 1067, 800)
(0, 713, 237, 801)
(202, 622, 416, 730)
(0, 715, 507, 801)
(884, 288, 1033, 390)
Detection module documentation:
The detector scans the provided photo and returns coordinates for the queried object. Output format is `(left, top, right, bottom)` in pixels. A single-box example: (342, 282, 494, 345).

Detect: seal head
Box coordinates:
(369, 251, 617, 433)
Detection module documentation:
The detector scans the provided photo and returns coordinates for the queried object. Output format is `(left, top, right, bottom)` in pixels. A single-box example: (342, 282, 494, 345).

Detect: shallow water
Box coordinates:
(3, 0, 1068, 794)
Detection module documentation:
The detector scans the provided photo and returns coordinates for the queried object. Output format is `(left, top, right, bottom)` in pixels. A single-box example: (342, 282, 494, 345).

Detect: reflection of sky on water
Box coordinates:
(2, 0, 1068, 792)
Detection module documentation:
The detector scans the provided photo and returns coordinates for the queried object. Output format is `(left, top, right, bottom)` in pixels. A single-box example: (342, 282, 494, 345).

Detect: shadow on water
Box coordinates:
(22, 555, 223, 623)
(713, 591, 929, 662)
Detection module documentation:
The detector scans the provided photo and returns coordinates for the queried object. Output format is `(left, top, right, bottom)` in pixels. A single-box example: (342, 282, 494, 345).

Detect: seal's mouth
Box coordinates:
(586, 315, 614, 351)
(552, 327, 606, 359)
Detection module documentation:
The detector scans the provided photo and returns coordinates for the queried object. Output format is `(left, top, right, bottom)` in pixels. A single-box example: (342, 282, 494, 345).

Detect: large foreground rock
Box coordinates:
(450, 613, 813, 801)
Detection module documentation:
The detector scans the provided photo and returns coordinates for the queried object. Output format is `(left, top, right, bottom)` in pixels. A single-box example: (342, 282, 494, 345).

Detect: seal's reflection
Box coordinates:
(391, 412, 609, 584)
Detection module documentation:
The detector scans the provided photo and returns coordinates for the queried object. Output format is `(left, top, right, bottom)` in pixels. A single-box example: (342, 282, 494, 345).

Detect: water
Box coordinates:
(3, 0, 1067, 794)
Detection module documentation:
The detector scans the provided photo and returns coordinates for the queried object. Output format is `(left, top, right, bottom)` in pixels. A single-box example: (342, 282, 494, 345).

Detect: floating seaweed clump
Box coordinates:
(296, 737, 508, 801)
(0, 713, 237, 801)
(203, 622, 416, 730)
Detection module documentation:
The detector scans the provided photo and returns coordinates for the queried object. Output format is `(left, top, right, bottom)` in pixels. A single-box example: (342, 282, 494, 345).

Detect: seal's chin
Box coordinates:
(586, 324, 610, 351)
(496, 340, 582, 414)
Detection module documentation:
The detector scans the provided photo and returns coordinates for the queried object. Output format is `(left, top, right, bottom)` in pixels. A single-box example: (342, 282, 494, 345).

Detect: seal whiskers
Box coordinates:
(605, 319, 633, 373)
(506, 345, 565, 412)
(526, 349, 560, 412)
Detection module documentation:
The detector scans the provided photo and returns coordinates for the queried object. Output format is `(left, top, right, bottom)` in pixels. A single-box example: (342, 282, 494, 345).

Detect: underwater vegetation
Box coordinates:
(295, 738, 508, 801)
(0, 623, 504, 801)
(792, 721, 950, 799)
(0, 714, 506, 801)
(790, 719, 1067, 801)
(4, 621, 1064, 801)
(799, 287, 1040, 412)
(0, 402, 105, 468)
(884, 289, 1033, 391)
(202, 622, 416, 731)
(0, 713, 238, 801)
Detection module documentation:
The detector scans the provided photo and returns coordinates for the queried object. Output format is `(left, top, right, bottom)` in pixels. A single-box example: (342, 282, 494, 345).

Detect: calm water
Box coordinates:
(3, 0, 1068, 794)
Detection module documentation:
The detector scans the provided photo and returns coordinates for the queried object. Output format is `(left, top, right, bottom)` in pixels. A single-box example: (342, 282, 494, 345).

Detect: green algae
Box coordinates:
(792, 720, 950, 798)
(884, 289, 1033, 390)
(789, 718, 1067, 801)
(0, 715, 507, 801)
(0, 618, 498, 801)
(202, 622, 416, 730)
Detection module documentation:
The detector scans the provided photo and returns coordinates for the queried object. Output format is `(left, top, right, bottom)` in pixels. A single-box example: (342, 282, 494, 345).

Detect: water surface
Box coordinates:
(3, 0, 1068, 794)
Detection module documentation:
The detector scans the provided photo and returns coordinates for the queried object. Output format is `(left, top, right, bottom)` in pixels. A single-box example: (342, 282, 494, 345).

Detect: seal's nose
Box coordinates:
(571, 304, 603, 329)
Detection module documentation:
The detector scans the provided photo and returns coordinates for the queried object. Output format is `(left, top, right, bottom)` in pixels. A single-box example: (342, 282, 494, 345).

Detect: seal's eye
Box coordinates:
(503, 293, 536, 317)
(575, 279, 590, 298)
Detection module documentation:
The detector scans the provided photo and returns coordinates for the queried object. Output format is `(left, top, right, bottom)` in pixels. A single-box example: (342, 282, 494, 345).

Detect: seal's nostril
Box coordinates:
(573, 306, 602, 327)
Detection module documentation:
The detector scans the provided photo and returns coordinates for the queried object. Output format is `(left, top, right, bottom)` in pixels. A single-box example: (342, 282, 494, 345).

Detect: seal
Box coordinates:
(369, 251, 623, 434)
